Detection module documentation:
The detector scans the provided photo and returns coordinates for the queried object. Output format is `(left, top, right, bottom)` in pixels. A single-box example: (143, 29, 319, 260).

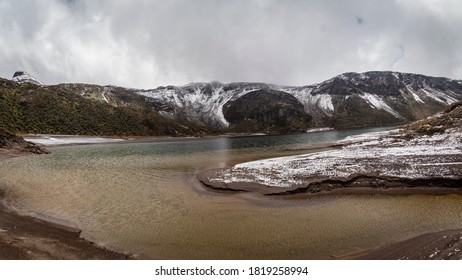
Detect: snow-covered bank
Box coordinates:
(306, 127, 334, 133)
(203, 102, 462, 192)
(23, 135, 125, 146)
(207, 129, 461, 188)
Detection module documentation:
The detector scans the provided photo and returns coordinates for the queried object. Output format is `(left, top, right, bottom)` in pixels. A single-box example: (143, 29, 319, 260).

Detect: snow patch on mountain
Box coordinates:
(277, 87, 334, 115)
(421, 88, 458, 105)
(137, 83, 258, 128)
(312, 94, 334, 112)
(133, 71, 462, 130)
(101, 87, 110, 103)
(12, 71, 42, 85)
(405, 86, 424, 103)
(360, 92, 402, 118)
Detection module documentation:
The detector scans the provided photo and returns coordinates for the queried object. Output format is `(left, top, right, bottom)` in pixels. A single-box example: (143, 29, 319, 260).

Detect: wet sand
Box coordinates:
(338, 228, 462, 260)
(199, 175, 462, 259)
(2, 145, 462, 259)
(197, 140, 462, 260)
(0, 150, 131, 259)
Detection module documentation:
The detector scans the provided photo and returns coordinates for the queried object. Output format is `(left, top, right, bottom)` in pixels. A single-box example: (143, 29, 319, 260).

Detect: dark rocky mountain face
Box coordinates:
(223, 89, 312, 133)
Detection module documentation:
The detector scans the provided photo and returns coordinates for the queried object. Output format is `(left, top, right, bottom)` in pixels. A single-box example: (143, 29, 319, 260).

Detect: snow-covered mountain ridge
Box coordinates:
(136, 71, 462, 132)
(7, 70, 462, 134)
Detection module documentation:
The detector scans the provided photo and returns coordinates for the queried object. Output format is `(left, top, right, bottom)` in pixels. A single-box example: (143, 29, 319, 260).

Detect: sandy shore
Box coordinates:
(2, 139, 461, 259)
(197, 135, 462, 259)
(199, 175, 462, 260)
(337, 228, 462, 260)
(0, 150, 131, 260)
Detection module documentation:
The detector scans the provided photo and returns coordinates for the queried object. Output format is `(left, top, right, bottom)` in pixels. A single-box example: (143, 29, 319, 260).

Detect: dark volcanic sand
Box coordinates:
(0, 202, 130, 259)
(0, 151, 131, 260)
(2, 143, 461, 260)
(339, 229, 462, 260)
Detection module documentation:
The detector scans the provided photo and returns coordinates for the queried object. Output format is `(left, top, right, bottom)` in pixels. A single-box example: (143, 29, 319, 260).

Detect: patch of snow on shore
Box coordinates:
(210, 129, 462, 188)
(306, 127, 334, 133)
(24, 136, 124, 146)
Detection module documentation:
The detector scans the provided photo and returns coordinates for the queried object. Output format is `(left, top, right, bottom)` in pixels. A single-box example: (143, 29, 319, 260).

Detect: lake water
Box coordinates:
(1, 127, 462, 259)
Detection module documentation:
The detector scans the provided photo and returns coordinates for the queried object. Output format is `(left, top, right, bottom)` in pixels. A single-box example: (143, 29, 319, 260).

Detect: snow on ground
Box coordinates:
(314, 94, 334, 112)
(101, 88, 110, 103)
(287, 88, 335, 114)
(421, 87, 458, 105)
(306, 127, 334, 133)
(404, 86, 424, 103)
(137, 85, 256, 128)
(209, 128, 462, 188)
(24, 136, 125, 146)
(360, 93, 402, 118)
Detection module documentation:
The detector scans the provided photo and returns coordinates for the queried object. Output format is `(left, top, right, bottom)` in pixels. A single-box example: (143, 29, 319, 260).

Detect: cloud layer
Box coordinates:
(1, 0, 461, 88)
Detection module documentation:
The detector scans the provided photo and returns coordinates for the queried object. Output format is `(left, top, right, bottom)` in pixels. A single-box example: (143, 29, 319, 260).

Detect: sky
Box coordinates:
(0, 0, 461, 88)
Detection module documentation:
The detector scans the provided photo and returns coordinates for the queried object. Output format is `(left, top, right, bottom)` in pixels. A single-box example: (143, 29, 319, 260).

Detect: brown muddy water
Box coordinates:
(1, 128, 462, 259)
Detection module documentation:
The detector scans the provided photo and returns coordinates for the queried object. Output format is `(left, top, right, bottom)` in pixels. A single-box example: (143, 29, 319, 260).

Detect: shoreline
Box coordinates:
(0, 150, 132, 260)
(199, 168, 462, 196)
(195, 126, 462, 260)
(336, 228, 462, 260)
(2, 136, 461, 259)
(198, 168, 462, 260)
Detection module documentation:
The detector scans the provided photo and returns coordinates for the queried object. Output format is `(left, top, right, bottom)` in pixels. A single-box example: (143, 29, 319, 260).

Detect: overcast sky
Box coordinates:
(1, 0, 461, 88)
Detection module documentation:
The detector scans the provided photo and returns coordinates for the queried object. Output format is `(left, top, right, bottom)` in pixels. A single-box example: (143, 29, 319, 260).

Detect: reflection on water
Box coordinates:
(1, 128, 462, 259)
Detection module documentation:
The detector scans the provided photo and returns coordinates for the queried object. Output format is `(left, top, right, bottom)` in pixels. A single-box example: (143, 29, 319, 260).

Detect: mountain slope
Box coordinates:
(2, 71, 461, 136)
(0, 78, 215, 136)
(223, 89, 312, 133)
(137, 71, 462, 132)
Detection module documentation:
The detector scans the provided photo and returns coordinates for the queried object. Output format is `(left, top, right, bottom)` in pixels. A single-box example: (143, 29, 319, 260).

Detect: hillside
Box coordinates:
(0, 78, 215, 136)
(137, 71, 462, 133)
(1, 71, 461, 136)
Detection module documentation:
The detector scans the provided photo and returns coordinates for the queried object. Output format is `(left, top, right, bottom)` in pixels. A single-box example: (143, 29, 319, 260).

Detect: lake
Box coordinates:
(1, 127, 462, 259)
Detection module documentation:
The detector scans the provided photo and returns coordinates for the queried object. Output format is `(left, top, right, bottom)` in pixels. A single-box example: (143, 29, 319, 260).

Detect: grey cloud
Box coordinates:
(0, 0, 461, 88)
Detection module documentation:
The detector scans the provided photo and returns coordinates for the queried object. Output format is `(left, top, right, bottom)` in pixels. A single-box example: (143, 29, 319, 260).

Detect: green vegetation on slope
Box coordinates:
(0, 78, 215, 136)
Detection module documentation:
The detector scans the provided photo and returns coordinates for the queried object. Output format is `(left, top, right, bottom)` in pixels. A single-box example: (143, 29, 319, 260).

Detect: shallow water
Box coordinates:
(1, 128, 462, 259)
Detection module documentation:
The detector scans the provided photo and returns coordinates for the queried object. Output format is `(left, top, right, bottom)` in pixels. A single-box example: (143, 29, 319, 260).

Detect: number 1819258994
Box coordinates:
(248, 267, 309, 276)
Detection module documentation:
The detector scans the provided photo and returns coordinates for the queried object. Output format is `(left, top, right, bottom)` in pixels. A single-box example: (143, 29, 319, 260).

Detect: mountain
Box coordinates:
(11, 71, 43, 86)
(137, 71, 462, 133)
(2, 70, 462, 136)
(0, 78, 215, 136)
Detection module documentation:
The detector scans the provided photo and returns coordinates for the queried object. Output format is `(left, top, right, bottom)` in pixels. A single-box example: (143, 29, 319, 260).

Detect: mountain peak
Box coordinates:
(12, 70, 43, 85)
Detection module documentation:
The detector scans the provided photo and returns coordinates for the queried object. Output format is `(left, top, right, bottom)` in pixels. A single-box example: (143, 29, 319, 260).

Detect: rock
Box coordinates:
(223, 88, 312, 133)
(0, 128, 48, 154)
